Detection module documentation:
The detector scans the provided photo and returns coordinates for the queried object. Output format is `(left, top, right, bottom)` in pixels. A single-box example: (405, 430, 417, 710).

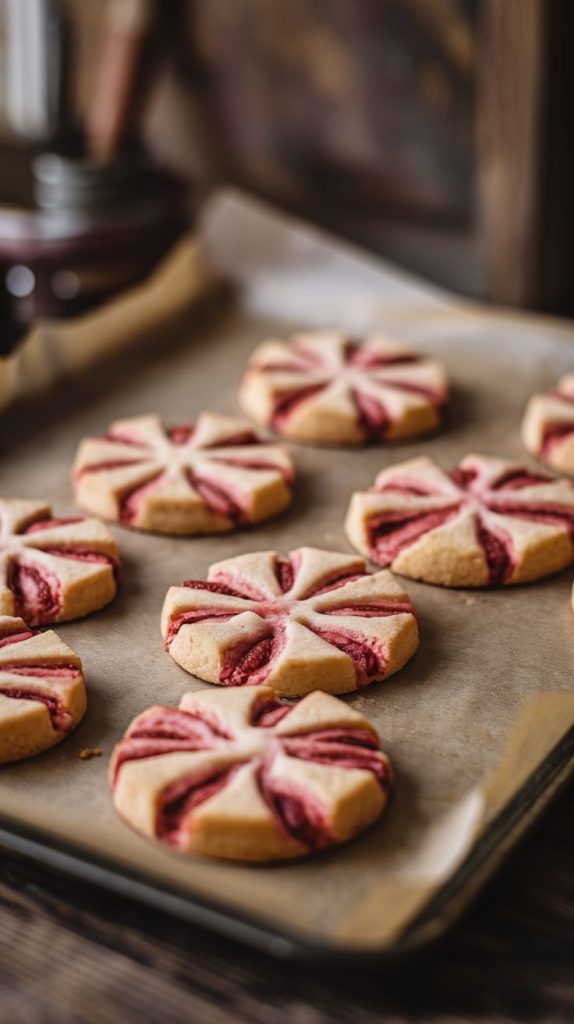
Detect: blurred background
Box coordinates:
(1, 0, 573, 357)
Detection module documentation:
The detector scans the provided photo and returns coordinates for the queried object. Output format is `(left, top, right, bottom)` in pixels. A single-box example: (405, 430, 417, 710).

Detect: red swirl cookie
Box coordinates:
(238, 331, 448, 444)
(0, 616, 86, 763)
(0, 499, 119, 625)
(161, 547, 419, 695)
(111, 686, 392, 861)
(521, 374, 574, 475)
(72, 412, 294, 534)
(345, 454, 574, 586)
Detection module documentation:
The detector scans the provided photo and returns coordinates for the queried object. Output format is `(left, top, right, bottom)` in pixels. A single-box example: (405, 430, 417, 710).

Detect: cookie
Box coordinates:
(238, 331, 448, 444)
(0, 499, 119, 625)
(162, 547, 418, 695)
(111, 686, 392, 861)
(521, 374, 574, 475)
(72, 412, 294, 534)
(0, 616, 86, 763)
(345, 454, 574, 586)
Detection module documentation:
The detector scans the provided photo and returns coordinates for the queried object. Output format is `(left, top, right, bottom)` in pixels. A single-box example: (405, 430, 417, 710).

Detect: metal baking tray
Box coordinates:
(0, 193, 573, 959)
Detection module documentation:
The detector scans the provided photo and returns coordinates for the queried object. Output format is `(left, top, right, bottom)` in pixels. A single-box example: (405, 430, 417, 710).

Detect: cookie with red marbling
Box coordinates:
(0, 499, 119, 625)
(161, 547, 419, 695)
(111, 686, 392, 861)
(345, 454, 574, 587)
(238, 331, 448, 445)
(72, 412, 294, 534)
(0, 616, 86, 763)
(521, 374, 574, 476)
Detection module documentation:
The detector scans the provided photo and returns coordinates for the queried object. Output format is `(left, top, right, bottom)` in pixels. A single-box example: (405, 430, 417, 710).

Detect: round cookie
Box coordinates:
(0, 616, 86, 764)
(161, 546, 419, 695)
(111, 686, 392, 861)
(521, 373, 574, 475)
(0, 499, 119, 625)
(238, 330, 448, 445)
(345, 453, 574, 587)
(72, 412, 294, 534)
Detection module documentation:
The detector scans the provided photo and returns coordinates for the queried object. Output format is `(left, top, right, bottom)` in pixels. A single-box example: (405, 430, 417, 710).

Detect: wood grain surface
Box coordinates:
(0, 778, 572, 1024)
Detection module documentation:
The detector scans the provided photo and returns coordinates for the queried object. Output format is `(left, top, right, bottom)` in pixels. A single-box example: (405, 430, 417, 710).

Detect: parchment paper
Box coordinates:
(0, 191, 573, 953)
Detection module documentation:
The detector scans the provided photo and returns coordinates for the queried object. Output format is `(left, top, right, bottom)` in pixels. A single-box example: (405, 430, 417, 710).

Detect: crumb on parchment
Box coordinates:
(79, 748, 103, 761)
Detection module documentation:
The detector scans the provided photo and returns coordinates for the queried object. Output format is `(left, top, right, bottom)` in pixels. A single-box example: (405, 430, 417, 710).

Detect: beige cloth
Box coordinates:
(0, 235, 214, 409)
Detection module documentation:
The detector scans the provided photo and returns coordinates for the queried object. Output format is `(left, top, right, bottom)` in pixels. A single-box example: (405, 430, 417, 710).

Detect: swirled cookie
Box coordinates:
(521, 374, 574, 475)
(238, 331, 447, 444)
(0, 499, 119, 625)
(72, 412, 294, 534)
(111, 686, 392, 861)
(162, 547, 418, 695)
(345, 454, 574, 586)
(0, 616, 86, 763)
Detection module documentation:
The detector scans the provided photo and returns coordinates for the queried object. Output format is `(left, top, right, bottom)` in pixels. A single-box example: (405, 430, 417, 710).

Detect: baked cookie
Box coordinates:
(0, 616, 86, 763)
(162, 547, 418, 695)
(345, 454, 574, 587)
(72, 412, 294, 534)
(0, 499, 119, 625)
(111, 686, 392, 861)
(521, 374, 574, 475)
(238, 331, 448, 444)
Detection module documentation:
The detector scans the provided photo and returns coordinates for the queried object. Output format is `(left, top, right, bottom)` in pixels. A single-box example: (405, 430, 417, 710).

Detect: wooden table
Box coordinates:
(0, 778, 572, 1024)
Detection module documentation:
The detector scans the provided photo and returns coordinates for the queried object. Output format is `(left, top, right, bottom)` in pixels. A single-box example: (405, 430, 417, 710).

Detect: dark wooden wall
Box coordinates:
(179, 0, 574, 311)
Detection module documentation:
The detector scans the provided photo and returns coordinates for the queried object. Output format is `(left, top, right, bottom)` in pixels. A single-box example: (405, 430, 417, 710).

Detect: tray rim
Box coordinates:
(0, 725, 571, 962)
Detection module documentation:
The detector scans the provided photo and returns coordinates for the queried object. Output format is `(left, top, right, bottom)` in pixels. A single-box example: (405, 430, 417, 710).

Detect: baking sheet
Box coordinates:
(0, 191, 573, 956)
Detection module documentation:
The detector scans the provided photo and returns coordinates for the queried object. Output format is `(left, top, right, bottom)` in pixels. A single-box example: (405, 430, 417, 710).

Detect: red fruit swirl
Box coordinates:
(0, 687, 72, 731)
(8, 561, 61, 625)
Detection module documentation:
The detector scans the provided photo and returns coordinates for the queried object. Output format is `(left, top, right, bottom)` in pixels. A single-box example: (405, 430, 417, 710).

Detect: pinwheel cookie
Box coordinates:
(345, 454, 574, 587)
(521, 374, 574, 475)
(0, 616, 86, 763)
(72, 412, 294, 534)
(0, 499, 119, 626)
(162, 547, 418, 695)
(111, 686, 392, 861)
(238, 330, 448, 444)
